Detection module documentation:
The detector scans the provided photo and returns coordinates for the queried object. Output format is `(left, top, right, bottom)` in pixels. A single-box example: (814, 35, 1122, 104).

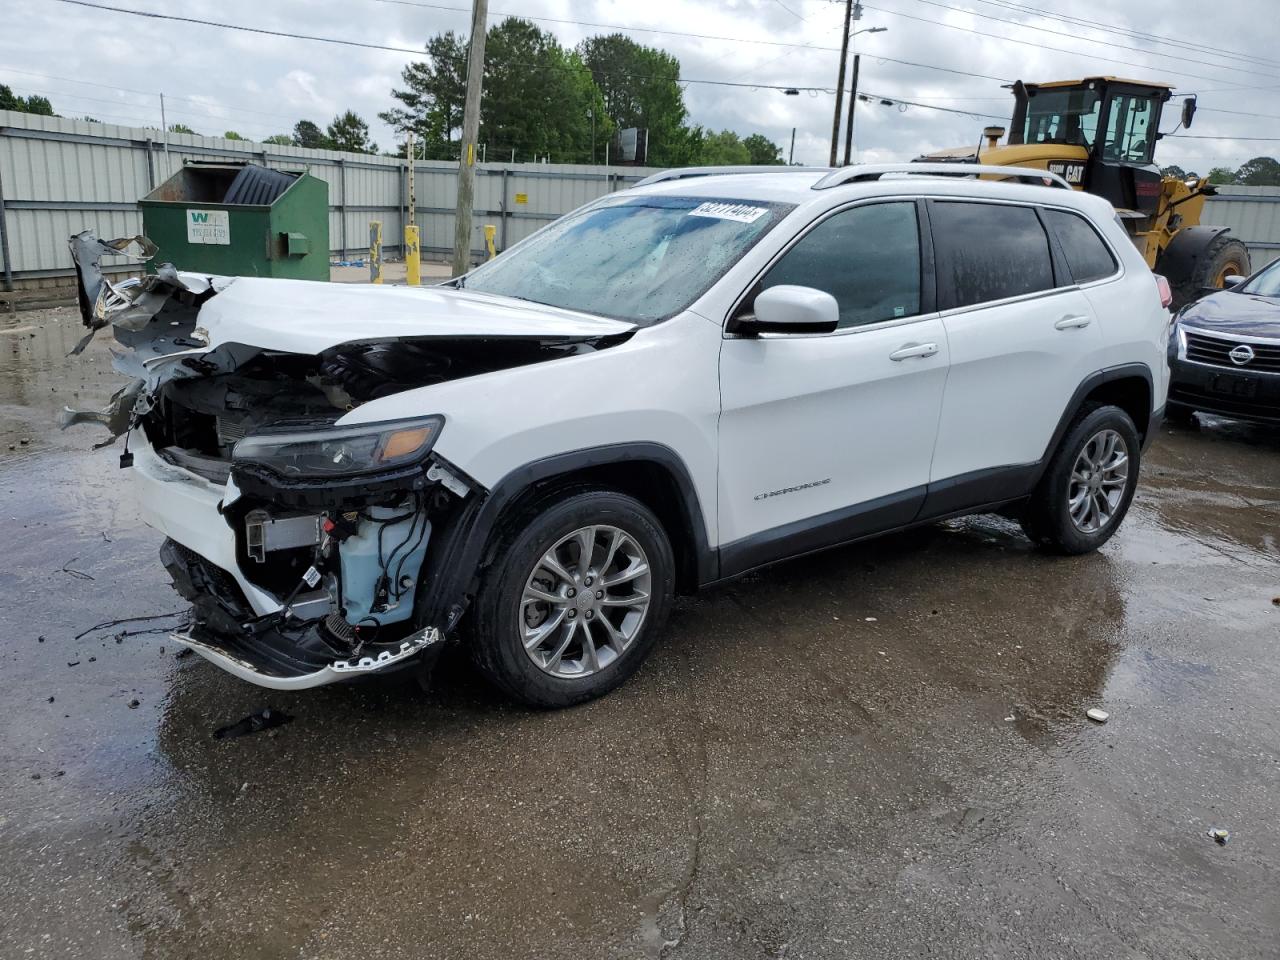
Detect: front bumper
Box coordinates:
(173, 623, 442, 690)
(131, 437, 476, 689)
(1168, 357, 1280, 424)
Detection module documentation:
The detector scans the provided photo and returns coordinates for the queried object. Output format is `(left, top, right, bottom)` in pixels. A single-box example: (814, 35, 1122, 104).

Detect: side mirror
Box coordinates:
(740, 285, 840, 335)
(1224, 274, 1247, 288)
(1181, 96, 1197, 130)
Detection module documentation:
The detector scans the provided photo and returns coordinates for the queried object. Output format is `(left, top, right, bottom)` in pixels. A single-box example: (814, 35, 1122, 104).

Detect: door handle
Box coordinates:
(1054, 314, 1092, 330)
(889, 342, 939, 361)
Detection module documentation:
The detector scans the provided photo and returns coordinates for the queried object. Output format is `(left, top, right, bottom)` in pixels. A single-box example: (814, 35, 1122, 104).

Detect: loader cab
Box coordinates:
(1009, 78, 1170, 214)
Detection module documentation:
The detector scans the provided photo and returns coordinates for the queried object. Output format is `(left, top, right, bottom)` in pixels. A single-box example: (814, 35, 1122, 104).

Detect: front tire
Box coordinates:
(1021, 404, 1141, 554)
(470, 489, 675, 708)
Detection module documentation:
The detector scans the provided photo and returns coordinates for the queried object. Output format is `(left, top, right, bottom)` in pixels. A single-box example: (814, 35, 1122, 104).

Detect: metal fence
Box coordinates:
(4, 107, 1280, 290)
(1204, 186, 1280, 270)
(0, 109, 659, 289)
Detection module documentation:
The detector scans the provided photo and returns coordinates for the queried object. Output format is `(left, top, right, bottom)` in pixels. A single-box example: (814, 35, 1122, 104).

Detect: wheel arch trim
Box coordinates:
(414, 442, 716, 634)
(1034, 362, 1155, 485)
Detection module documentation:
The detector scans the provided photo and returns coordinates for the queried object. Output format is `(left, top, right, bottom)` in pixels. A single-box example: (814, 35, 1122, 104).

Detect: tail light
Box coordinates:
(1154, 274, 1173, 310)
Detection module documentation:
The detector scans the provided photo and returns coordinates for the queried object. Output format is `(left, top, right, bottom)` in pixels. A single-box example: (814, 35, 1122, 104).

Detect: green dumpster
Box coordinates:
(139, 161, 329, 280)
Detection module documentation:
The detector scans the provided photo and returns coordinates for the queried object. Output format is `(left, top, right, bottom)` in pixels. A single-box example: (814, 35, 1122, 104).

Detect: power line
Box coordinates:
(897, 0, 1280, 83)
(1167, 134, 1280, 142)
(858, 89, 1006, 119)
(967, 0, 1280, 71)
(49, 0, 1015, 90)
(856, 0, 1265, 88)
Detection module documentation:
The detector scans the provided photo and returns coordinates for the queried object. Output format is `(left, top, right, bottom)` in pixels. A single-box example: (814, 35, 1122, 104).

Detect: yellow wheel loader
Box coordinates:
(918, 77, 1250, 309)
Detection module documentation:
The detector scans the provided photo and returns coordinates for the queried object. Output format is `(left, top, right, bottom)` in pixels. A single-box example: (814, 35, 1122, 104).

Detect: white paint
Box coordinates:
(186, 209, 230, 245)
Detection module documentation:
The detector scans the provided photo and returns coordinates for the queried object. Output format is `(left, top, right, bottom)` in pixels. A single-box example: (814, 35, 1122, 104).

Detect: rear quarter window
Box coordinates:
(930, 201, 1055, 310)
(1044, 209, 1118, 284)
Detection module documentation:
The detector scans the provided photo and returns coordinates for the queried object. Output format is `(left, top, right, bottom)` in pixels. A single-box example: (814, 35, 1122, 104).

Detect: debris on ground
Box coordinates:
(1207, 827, 1230, 845)
(127, 699, 140, 709)
(214, 708, 294, 741)
(66, 660, 80, 667)
(174, 648, 193, 660)
(1086, 708, 1110, 723)
(74, 610, 185, 641)
(59, 558, 94, 581)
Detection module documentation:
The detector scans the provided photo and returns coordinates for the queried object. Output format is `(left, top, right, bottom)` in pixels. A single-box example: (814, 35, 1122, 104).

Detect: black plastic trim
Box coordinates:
(918, 463, 1040, 520)
(1033, 362, 1155, 484)
(414, 442, 716, 633)
(718, 486, 925, 580)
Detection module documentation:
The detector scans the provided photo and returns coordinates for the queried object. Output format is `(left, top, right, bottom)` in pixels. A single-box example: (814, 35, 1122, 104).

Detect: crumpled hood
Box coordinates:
(1180, 289, 1280, 340)
(193, 277, 635, 353)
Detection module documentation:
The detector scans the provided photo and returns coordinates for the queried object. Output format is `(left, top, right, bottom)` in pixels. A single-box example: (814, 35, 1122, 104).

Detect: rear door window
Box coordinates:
(930, 201, 1055, 310)
(1044, 209, 1118, 284)
(759, 201, 922, 328)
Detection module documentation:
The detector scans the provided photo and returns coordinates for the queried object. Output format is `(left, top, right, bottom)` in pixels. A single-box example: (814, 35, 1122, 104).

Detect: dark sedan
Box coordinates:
(1168, 257, 1280, 425)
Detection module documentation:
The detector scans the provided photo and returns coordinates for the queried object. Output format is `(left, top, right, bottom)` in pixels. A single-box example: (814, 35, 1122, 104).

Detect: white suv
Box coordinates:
(67, 163, 1170, 706)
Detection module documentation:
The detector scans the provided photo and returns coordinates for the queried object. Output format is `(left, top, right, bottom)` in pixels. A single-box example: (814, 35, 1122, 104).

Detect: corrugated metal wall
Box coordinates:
(0, 110, 658, 286)
(6, 108, 1280, 287)
(1204, 186, 1280, 270)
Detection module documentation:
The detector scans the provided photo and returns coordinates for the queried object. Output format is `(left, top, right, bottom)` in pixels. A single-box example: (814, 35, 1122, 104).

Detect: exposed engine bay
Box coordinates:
(61, 230, 633, 689)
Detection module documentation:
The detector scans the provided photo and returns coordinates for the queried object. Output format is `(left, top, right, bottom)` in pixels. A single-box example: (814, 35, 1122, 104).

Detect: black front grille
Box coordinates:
(1184, 330, 1280, 373)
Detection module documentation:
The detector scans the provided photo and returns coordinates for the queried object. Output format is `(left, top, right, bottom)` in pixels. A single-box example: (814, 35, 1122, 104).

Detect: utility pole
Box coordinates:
(829, 0, 854, 166)
(842, 54, 861, 165)
(453, 0, 489, 278)
(789, 127, 796, 165)
(159, 92, 170, 162)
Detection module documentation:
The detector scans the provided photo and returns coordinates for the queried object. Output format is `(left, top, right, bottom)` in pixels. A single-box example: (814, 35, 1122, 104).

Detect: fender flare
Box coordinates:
(1033, 362, 1156, 486)
(415, 442, 715, 633)
(1155, 224, 1232, 281)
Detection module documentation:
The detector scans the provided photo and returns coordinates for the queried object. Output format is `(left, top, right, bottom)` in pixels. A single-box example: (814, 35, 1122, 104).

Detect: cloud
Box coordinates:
(1, 0, 1272, 169)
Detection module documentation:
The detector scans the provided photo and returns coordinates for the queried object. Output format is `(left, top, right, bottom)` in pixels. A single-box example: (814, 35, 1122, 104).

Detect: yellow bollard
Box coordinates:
(404, 224, 420, 286)
(369, 221, 383, 284)
(483, 224, 497, 260)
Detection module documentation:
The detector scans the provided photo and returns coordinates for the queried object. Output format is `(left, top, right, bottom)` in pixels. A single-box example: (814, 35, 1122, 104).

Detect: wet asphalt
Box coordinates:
(2, 306, 1278, 959)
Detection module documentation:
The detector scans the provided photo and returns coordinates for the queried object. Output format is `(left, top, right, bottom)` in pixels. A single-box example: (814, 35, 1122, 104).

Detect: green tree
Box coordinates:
(1160, 164, 1187, 179)
(699, 129, 751, 165)
(168, 123, 198, 135)
(1207, 166, 1237, 185)
(292, 119, 332, 149)
(381, 31, 468, 160)
(0, 85, 55, 115)
(1235, 156, 1280, 186)
(224, 130, 246, 140)
(743, 133, 783, 165)
(263, 134, 294, 146)
(479, 18, 609, 163)
(327, 110, 377, 153)
(578, 34, 694, 166)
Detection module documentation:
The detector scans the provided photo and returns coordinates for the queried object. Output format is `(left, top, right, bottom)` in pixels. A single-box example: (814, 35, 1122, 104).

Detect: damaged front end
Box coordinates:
(61, 231, 632, 690)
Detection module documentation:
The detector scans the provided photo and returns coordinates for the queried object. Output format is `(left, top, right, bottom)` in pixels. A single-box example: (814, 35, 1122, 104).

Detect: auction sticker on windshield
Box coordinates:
(186, 209, 231, 245)
(688, 202, 768, 223)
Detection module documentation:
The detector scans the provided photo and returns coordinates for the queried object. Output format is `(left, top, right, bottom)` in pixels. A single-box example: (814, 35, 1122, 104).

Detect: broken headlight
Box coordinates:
(232, 416, 443, 478)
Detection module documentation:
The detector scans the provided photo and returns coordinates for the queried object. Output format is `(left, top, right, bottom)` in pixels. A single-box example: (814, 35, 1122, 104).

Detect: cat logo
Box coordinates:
(1047, 161, 1085, 186)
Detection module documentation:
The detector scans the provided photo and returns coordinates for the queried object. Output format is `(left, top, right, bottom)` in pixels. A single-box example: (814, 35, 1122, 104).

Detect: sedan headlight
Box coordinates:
(233, 416, 444, 477)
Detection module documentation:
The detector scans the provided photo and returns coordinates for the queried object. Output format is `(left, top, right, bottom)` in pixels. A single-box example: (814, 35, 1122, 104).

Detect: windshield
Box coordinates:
(1024, 87, 1101, 148)
(459, 195, 793, 324)
(1241, 259, 1280, 297)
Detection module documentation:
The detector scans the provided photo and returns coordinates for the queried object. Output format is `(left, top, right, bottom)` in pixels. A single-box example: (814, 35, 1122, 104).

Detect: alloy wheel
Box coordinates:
(519, 524, 652, 678)
(1067, 428, 1129, 534)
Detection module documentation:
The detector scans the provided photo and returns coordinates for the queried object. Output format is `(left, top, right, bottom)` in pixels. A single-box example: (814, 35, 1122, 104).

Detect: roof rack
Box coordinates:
(811, 163, 1072, 190)
(632, 165, 831, 188)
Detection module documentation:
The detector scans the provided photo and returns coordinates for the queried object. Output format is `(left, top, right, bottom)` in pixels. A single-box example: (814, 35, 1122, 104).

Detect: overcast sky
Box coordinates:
(3, 0, 1277, 172)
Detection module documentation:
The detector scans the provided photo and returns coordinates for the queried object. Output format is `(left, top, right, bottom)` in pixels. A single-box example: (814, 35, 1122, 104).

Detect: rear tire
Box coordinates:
(470, 489, 675, 708)
(1021, 404, 1141, 555)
